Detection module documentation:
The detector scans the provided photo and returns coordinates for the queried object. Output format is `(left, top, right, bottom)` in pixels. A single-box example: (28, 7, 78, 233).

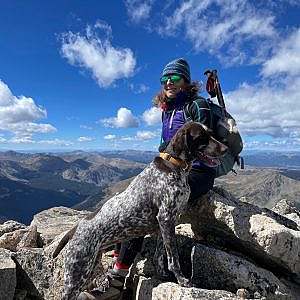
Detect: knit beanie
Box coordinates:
(161, 58, 191, 83)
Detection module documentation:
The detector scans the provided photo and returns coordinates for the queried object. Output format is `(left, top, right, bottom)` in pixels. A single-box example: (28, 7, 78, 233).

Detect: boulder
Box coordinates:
(0, 220, 26, 237)
(0, 248, 16, 300)
(0, 228, 28, 251)
(191, 244, 290, 299)
(31, 206, 89, 245)
(12, 247, 67, 300)
(182, 187, 300, 276)
(16, 224, 40, 250)
(152, 282, 238, 300)
(272, 199, 300, 227)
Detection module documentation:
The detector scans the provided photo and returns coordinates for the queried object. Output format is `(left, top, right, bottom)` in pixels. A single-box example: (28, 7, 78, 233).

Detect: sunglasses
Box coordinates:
(160, 74, 182, 85)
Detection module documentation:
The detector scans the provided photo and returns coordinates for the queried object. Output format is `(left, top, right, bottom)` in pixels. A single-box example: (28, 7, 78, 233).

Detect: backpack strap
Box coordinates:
(183, 97, 213, 129)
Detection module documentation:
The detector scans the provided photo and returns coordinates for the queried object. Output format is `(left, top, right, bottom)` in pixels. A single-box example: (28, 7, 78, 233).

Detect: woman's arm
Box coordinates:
(188, 97, 212, 128)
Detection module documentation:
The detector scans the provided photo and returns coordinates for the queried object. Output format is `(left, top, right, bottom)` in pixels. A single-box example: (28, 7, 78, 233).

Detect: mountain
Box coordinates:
(216, 168, 300, 209)
(0, 151, 146, 224)
(242, 151, 300, 169)
(0, 176, 81, 224)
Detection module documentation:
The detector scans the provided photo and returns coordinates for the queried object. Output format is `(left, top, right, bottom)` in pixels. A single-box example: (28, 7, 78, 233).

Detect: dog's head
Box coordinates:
(165, 122, 227, 167)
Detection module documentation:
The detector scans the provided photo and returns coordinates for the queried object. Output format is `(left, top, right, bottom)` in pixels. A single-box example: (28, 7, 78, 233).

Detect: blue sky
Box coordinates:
(0, 0, 299, 152)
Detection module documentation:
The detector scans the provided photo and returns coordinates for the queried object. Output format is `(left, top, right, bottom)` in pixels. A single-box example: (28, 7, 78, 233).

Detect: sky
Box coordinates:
(0, 0, 300, 152)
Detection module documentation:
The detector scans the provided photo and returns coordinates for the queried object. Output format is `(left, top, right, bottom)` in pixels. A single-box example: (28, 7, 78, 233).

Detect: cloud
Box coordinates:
(104, 134, 116, 140)
(223, 28, 300, 144)
(38, 139, 74, 146)
(158, 0, 277, 65)
(129, 83, 150, 94)
(61, 21, 136, 87)
(261, 28, 300, 77)
(77, 136, 95, 142)
(225, 77, 300, 139)
(101, 107, 139, 128)
(0, 80, 56, 140)
(80, 124, 93, 130)
(124, 0, 153, 23)
(136, 130, 157, 140)
(142, 106, 161, 126)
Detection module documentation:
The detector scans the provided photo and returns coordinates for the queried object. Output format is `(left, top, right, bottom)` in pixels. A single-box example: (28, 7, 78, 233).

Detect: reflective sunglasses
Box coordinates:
(160, 74, 182, 85)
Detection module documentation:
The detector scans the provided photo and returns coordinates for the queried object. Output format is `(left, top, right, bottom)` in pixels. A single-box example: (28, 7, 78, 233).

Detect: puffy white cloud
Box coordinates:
(61, 21, 136, 87)
(224, 28, 300, 142)
(124, 0, 153, 23)
(225, 77, 300, 138)
(101, 107, 139, 128)
(38, 139, 74, 146)
(77, 136, 95, 142)
(261, 28, 300, 77)
(142, 106, 161, 126)
(158, 0, 277, 65)
(129, 83, 149, 94)
(0, 80, 56, 140)
(136, 130, 157, 140)
(104, 134, 116, 140)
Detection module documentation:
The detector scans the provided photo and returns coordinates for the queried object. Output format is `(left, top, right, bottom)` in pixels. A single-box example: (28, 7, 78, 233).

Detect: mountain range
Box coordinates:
(1, 149, 300, 224)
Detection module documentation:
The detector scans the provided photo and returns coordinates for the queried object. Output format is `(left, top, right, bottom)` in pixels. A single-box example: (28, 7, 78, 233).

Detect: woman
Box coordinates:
(111, 58, 216, 277)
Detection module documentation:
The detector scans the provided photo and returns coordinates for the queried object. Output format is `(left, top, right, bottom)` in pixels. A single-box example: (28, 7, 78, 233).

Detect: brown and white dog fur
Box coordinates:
(53, 122, 227, 299)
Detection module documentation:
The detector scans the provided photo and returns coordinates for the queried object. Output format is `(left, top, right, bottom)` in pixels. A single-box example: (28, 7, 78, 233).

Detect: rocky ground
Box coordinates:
(0, 187, 300, 300)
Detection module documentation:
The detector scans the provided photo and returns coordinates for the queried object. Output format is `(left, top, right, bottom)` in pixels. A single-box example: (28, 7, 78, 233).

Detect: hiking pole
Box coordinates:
(204, 69, 226, 119)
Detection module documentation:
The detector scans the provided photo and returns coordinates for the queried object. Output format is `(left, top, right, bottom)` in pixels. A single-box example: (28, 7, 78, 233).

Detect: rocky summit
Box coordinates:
(0, 187, 300, 300)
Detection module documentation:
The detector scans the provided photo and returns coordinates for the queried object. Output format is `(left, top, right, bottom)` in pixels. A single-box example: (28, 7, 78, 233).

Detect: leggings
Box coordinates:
(116, 168, 216, 265)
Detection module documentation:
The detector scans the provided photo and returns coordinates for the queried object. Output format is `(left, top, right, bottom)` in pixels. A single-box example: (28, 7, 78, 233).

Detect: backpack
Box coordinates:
(184, 98, 243, 177)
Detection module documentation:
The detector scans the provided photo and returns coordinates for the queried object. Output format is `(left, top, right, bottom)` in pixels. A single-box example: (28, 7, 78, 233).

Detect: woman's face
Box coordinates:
(162, 75, 186, 99)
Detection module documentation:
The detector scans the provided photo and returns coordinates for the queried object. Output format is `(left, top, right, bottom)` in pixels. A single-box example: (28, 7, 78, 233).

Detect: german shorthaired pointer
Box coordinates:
(54, 121, 227, 299)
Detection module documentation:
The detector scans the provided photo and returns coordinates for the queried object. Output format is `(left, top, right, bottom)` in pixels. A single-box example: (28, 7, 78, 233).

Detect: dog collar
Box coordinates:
(159, 152, 191, 171)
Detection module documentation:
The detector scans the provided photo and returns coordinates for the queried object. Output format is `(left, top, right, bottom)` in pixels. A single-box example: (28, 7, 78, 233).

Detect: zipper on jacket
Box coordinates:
(169, 109, 175, 129)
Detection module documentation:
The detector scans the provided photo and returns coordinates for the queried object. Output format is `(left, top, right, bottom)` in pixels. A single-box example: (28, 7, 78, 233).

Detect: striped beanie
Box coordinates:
(161, 58, 191, 83)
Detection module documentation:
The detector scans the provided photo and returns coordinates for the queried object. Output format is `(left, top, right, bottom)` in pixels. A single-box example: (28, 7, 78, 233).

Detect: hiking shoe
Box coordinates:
(77, 287, 120, 300)
(109, 261, 130, 278)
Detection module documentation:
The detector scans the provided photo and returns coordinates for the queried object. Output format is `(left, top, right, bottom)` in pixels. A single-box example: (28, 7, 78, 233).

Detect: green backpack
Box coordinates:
(184, 98, 244, 177)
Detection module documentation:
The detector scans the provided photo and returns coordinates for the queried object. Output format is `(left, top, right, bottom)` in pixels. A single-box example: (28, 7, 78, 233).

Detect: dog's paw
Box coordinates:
(177, 277, 191, 288)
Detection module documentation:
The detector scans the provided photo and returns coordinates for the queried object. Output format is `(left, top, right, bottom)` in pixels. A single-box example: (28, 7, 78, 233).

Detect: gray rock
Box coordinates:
(0, 220, 26, 237)
(152, 282, 239, 300)
(183, 187, 300, 275)
(0, 228, 28, 251)
(191, 244, 291, 299)
(16, 224, 40, 250)
(31, 206, 89, 245)
(134, 276, 162, 300)
(12, 246, 68, 300)
(0, 248, 16, 300)
(272, 199, 300, 227)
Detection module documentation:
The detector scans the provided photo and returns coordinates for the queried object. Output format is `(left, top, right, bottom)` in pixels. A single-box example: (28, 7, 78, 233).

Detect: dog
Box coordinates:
(54, 122, 227, 299)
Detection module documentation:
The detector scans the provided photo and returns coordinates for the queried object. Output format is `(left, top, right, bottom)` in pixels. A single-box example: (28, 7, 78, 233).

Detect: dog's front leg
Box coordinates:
(156, 206, 191, 287)
(154, 234, 169, 279)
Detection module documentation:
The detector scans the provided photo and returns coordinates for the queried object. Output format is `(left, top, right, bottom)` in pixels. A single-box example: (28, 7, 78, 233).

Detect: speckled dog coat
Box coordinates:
(59, 122, 226, 299)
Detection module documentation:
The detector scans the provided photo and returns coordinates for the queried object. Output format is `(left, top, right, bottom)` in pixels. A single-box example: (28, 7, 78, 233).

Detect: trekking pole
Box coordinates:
(204, 69, 226, 119)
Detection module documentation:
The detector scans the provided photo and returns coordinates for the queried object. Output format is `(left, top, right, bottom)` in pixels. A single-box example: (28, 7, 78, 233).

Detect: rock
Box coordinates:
(134, 276, 161, 300)
(31, 206, 90, 245)
(191, 244, 291, 299)
(0, 228, 28, 251)
(272, 199, 300, 227)
(236, 288, 250, 298)
(183, 187, 300, 275)
(16, 224, 40, 250)
(152, 282, 238, 300)
(12, 246, 68, 300)
(0, 248, 16, 300)
(0, 220, 26, 237)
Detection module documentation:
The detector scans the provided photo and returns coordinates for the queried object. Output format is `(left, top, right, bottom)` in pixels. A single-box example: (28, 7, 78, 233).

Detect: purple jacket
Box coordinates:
(160, 92, 214, 171)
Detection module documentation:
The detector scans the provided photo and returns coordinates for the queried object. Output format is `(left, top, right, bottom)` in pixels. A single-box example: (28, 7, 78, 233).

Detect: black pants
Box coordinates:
(116, 168, 216, 265)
